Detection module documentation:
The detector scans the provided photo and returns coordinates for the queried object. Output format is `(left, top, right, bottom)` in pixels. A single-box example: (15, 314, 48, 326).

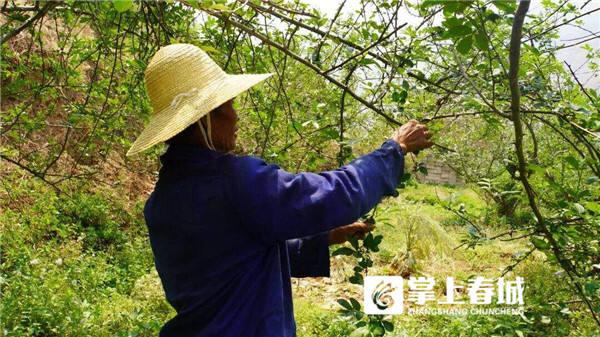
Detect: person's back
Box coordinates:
(145, 145, 298, 336)
(144, 139, 410, 336)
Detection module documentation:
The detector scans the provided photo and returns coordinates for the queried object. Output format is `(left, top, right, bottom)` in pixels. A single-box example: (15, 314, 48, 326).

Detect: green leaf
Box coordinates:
(527, 163, 545, 175)
(421, 0, 446, 8)
(565, 155, 580, 169)
(445, 25, 473, 38)
(456, 35, 473, 55)
(368, 321, 385, 335)
(392, 90, 408, 103)
(208, 3, 230, 11)
(382, 320, 394, 332)
(442, 17, 463, 29)
(349, 274, 364, 285)
(349, 297, 361, 310)
(492, 0, 516, 13)
(400, 173, 411, 182)
(349, 236, 360, 250)
(358, 258, 373, 268)
(531, 237, 550, 250)
(363, 233, 374, 248)
(584, 280, 599, 294)
(474, 31, 489, 50)
(583, 201, 600, 214)
(486, 12, 501, 21)
(443, 1, 471, 14)
(359, 58, 376, 66)
(186, 0, 201, 9)
(320, 128, 338, 140)
(332, 247, 355, 256)
(113, 0, 133, 12)
(337, 299, 353, 310)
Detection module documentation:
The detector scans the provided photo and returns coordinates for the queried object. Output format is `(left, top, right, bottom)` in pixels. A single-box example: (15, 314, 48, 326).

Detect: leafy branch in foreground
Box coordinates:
(332, 212, 393, 337)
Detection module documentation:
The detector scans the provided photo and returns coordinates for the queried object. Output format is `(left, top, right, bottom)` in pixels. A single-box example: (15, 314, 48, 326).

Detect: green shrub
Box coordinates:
(57, 192, 134, 251)
(0, 180, 170, 336)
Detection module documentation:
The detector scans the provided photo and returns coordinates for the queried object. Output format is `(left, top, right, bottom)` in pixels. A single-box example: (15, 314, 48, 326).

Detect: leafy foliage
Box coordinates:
(1, 0, 599, 335)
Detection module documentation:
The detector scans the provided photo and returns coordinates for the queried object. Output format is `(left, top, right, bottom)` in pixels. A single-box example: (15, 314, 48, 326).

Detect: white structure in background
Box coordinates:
(416, 154, 463, 186)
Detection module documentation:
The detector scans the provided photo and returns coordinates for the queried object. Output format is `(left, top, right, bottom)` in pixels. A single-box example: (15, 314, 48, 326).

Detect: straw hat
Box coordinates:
(126, 43, 273, 156)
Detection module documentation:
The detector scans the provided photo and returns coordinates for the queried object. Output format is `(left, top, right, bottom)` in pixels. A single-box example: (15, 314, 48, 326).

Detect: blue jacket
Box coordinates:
(144, 139, 405, 337)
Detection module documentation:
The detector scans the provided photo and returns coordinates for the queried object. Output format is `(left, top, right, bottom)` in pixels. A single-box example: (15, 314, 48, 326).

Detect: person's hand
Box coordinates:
(328, 222, 376, 245)
(392, 119, 433, 154)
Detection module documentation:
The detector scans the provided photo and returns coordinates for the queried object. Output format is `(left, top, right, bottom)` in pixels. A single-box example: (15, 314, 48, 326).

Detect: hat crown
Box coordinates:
(127, 43, 272, 156)
(144, 44, 226, 113)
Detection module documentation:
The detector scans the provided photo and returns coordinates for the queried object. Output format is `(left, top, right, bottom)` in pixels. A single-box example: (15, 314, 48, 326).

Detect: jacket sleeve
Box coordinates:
(226, 139, 405, 244)
(286, 232, 330, 278)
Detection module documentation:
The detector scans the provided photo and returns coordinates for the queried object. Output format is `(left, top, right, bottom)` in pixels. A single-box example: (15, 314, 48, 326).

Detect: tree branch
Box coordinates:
(564, 61, 598, 110)
(241, 0, 458, 95)
(509, 0, 600, 326)
(0, 154, 62, 194)
(525, 6, 600, 42)
(202, 8, 403, 126)
(0, 1, 58, 45)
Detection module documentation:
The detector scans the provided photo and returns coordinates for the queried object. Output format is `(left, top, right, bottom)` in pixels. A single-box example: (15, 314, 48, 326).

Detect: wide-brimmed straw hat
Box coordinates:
(126, 43, 273, 156)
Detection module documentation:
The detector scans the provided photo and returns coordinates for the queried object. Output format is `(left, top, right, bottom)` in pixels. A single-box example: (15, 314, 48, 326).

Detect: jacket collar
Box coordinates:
(159, 143, 226, 167)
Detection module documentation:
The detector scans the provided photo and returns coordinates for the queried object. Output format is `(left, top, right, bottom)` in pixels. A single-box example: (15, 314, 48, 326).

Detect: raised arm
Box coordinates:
(226, 120, 433, 244)
(226, 140, 404, 244)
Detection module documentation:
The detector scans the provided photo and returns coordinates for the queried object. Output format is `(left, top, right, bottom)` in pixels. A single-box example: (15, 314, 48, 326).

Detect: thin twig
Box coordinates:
(0, 1, 58, 44)
(525, 7, 600, 42)
(202, 8, 403, 126)
(564, 61, 598, 109)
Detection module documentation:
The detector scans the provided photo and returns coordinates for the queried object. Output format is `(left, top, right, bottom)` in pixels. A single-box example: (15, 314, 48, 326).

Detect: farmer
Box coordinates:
(127, 44, 433, 337)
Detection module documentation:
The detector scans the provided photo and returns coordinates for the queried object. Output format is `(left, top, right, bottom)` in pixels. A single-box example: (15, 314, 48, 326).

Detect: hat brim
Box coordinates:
(126, 72, 274, 156)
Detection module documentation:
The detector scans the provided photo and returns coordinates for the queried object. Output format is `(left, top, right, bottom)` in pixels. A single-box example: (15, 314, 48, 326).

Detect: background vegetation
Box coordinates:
(1, 0, 598, 336)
